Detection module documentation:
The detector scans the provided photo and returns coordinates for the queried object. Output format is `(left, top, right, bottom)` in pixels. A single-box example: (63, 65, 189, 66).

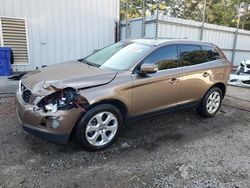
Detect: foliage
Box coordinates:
(120, 0, 250, 30)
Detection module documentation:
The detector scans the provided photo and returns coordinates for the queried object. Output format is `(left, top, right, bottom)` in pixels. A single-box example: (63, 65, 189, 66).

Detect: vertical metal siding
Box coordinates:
(120, 23, 126, 40)
(0, 0, 119, 71)
(145, 23, 156, 37)
(203, 24, 235, 49)
(130, 18, 143, 39)
(158, 16, 200, 40)
(236, 32, 250, 50)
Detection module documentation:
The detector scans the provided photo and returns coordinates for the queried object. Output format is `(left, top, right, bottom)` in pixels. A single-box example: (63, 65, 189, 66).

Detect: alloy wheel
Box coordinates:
(206, 91, 221, 114)
(85, 111, 118, 146)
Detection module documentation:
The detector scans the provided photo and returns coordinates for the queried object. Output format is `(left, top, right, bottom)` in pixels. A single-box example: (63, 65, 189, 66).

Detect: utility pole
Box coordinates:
(242, 3, 249, 30)
(232, 3, 242, 65)
(155, 1, 159, 38)
(200, 0, 207, 40)
(141, 0, 146, 38)
(125, 2, 129, 39)
(236, 3, 243, 30)
(202, 0, 207, 24)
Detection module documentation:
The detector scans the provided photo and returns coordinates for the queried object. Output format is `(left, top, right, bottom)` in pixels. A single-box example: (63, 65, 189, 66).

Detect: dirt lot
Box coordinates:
(0, 87, 250, 188)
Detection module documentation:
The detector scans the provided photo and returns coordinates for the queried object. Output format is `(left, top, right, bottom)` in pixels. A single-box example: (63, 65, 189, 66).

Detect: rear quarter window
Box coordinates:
(201, 45, 221, 61)
(179, 44, 207, 66)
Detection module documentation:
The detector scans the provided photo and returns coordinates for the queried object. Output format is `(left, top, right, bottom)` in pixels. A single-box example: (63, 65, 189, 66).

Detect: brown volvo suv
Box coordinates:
(16, 39, 231, 150)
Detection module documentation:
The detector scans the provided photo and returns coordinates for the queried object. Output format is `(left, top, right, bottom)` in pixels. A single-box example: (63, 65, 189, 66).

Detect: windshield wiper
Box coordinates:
(78, 59, 99, 67)
(85, 61, 99, 67)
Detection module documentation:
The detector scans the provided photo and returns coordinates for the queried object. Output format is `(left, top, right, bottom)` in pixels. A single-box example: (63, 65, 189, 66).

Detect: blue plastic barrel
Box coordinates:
(0, 47, 12, 76)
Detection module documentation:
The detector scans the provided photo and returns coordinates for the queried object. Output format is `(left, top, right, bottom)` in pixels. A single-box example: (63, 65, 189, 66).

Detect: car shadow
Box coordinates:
(23, 104, 239, 160)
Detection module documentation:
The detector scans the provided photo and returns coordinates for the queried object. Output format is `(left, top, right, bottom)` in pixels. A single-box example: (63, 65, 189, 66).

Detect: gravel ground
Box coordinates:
(0, 94, 250, 188)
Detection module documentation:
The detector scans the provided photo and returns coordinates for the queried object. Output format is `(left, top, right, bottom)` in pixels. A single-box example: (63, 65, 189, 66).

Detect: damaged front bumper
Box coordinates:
(229, 74, 250, 88)
(16, 92, 83, 144)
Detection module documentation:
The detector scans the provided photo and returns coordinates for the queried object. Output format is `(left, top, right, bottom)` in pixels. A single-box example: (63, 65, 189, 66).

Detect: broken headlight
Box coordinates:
(37, 88, 88, 113)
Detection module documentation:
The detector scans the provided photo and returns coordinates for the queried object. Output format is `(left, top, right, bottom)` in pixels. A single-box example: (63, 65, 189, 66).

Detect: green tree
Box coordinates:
(240, 2, 250, 29)
(120, 0, 181, 19)
(178, 0, 244, 26)
(120, 0, 250, 30)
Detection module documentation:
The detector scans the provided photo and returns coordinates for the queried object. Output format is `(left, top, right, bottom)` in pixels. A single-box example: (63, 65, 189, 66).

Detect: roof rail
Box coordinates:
(141, 37, 188, 40)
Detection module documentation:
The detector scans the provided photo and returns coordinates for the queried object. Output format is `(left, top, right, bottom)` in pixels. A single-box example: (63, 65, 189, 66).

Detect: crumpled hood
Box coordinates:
(21, 61, 117, 94)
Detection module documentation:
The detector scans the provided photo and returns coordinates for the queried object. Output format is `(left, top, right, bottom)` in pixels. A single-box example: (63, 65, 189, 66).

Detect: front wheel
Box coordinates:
(198, 87, 222, 118)
(76, 104, 123, 151)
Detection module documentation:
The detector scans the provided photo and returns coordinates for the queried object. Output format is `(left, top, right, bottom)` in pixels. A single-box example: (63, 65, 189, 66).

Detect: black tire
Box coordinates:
(198, 87, 222, 118)
(76, 104, 123, 151)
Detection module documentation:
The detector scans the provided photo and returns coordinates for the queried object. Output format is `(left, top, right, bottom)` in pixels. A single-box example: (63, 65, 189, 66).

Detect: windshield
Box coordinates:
(84, 42, 151, 71)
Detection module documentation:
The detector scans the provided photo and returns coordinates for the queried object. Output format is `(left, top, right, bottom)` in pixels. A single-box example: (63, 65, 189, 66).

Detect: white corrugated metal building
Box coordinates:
(0, 0, 119, 72)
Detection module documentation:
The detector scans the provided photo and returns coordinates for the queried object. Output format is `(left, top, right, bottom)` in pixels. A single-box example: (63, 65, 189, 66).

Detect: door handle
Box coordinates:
(169, 78, 179, 84)
(203, 72, 210, 77)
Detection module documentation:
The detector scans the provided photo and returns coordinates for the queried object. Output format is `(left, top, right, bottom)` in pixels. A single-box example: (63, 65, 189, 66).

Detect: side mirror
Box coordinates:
(138, 64, 158, 76)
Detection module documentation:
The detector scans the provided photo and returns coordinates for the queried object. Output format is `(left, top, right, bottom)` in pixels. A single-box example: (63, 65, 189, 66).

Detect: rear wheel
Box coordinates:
(198, 87, 222, 118)
(76, 104, 123, 151)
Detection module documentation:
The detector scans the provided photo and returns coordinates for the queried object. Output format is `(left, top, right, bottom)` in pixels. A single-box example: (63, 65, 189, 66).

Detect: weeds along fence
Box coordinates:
(120, 15, 250, 65)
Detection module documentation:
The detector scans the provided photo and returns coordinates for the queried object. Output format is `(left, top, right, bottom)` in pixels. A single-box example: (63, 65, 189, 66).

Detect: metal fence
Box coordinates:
(120, 15, 250, 65)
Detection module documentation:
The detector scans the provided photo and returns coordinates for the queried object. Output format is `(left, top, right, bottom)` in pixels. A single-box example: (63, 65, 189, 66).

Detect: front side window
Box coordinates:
(84, 42, 151, 71)
(142, 45, 179, 70)
(179, 45, 207, 67)
(201, 45, 221, 61)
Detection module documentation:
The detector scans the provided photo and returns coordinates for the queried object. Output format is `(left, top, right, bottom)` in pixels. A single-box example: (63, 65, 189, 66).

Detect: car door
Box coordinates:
(177, 44, 215, 104)
(132, 44, 183, 116)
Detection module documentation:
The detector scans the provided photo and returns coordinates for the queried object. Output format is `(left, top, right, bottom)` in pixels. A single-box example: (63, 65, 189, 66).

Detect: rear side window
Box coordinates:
(142, 45, 179, 70)
(179, 45, 207, 66)
(201, 45, 221, 61)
